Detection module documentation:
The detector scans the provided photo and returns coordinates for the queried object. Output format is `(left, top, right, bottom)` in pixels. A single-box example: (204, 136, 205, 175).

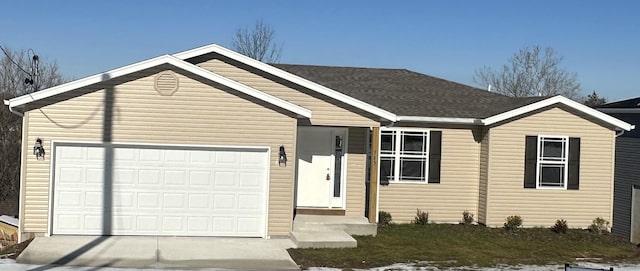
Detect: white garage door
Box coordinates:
(51, 143, 269, 237)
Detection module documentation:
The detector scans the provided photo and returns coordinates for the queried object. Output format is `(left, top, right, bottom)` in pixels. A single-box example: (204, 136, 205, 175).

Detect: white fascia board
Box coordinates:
(3, 99, 9, 105)
(174, 44, 397, 121)
(5, 55, 175, 109)
(396, 116, 482, 125)
(482, 95, 634, 131)
(166, 56, 312, 118)
(5, 54, 311, 119)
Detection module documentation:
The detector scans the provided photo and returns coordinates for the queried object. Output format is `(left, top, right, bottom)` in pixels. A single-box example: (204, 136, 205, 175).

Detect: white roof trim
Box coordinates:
(396, 116, 482, 125)
(174, 44, 397, 121)
(482, 95, 634, 131)
(0, 215, 18, 227)
(4, 55, 311, 118)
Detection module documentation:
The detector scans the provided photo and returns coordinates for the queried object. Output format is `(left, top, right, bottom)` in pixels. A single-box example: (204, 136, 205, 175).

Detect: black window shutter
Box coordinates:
(524, 136, 538, 188)
(567, 137, 580, 190)
(428, 131, 442, 184)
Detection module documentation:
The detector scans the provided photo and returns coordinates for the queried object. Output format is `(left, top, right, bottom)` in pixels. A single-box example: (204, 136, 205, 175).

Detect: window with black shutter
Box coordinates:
(379, 128, 442, 184)
(524, 135, 580, 190)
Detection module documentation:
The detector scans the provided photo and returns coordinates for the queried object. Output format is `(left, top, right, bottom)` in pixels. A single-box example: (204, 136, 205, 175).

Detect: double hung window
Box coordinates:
(380, 128, 433, 183)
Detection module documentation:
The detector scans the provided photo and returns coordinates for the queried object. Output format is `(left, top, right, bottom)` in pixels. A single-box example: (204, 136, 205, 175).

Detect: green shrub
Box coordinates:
(503, 215, 523, 232)
(413, 209, 429, 225)
(378, 211, 392, 227)
(588, 217, 610, 234)
(461, 210, 474, 225)
(552, 219, 568, 234)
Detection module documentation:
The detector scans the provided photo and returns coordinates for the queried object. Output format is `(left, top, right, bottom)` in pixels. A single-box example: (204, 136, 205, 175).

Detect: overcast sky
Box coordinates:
(1, 0, 638, 100)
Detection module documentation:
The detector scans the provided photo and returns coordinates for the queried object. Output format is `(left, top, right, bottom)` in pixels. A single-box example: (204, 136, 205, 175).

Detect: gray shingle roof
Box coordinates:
(272, 64, 547, 119)
(599, 97, 640, 109)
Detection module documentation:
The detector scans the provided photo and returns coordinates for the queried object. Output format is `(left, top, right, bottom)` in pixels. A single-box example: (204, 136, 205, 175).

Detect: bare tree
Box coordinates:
(474, 46, 581, 99)
(231, 19, 282, 63)
(0, 47, 65, 215)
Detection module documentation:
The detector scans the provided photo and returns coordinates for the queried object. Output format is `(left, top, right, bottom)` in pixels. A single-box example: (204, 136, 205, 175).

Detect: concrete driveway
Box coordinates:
(17, 236, 299, 270)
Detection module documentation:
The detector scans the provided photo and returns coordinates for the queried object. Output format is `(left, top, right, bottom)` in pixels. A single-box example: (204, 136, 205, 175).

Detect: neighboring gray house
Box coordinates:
(599, 97, 640, 242)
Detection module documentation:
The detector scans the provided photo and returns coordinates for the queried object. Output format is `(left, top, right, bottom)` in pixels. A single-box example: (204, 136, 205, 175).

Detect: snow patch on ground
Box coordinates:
(308, 261, 640, 271)
(3, 258, 640, 270)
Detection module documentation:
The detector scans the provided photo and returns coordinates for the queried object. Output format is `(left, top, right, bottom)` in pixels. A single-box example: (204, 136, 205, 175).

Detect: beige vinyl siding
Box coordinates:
(22, 67, 297, 237)
(193, 56, 380, 127)
(477, 128, 489, 224)
(485, 106, 615, 228)
(378, 127, 480, 223)
(345, 127, 367, 216)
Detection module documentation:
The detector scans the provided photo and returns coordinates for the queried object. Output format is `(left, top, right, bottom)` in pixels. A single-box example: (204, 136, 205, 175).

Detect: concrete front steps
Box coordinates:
(290, 214, 377, 248)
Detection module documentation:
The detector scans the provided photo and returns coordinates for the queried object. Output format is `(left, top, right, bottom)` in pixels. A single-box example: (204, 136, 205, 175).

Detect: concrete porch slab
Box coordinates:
(290, 231, 357, 248)
(293, 215, 377, 236)
(18, 236, 299, 270)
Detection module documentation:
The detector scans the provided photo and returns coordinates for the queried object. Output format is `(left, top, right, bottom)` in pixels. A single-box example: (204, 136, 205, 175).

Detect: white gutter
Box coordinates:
(4, 99, 24, 117)
(396, 116, 482, 125)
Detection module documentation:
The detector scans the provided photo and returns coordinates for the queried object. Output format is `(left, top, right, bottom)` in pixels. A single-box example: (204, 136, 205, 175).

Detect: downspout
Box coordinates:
(616, 125, 635, 137)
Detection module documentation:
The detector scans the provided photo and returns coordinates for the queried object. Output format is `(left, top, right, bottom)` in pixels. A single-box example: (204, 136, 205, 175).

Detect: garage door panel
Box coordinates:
(190, 150, 213, 163)
(138, 149, 162, 161)
(239, 171, 265, 188)
(136, 216, 159, 231)
(164, 170, 187, 185)
(57, 168, 84, 184)
(114, 192, 135, 208)
(58, 191, 82, 207)
(213, 171, 237, 187)
(137, 193, 160, 208)
(138, 169, 161, 185)
(57, 146, 84, 160)
(213, 194, 235, 209)
(187, 217, 210, 232)
(238, 217, 261, 233)
(188, 194, 210, 209)
(114, 169, 136, 185)
(189, 171, 212, 186)
(162, 193, 186, 209)
(86, 168, 104, 184)
(84, 215, 101, 231)
(86, 192, 102, 207)
(238, 194, 262, 209)
(113, 215, 134, 231)
(162, 216, 184, 231)
(53, 144, 268, 237)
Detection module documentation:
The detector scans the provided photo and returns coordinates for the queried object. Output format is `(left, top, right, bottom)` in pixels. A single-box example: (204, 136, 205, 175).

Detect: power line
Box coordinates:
(0, 44, 32, 76)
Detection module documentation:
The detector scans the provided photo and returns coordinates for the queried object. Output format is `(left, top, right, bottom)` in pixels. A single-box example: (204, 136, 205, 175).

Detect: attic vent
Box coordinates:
(154, 72, 179, 96)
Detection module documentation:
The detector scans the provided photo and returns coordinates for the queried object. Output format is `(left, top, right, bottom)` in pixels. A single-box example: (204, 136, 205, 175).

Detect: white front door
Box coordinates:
(296, 127, 347, 208)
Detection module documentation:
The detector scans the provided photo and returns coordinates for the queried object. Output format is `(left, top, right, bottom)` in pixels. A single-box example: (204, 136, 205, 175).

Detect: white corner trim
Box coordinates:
(482, 96, 634, 131)
(174, 44, 397, 121)
(3, 99, 9, 105)
(396, 116, 482, 125)
(4, 54, 311, 119)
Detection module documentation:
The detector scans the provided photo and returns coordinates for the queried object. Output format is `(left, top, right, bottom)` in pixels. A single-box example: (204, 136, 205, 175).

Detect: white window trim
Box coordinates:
(380, 127, 431, 184)
(535, 135, 569, 190)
